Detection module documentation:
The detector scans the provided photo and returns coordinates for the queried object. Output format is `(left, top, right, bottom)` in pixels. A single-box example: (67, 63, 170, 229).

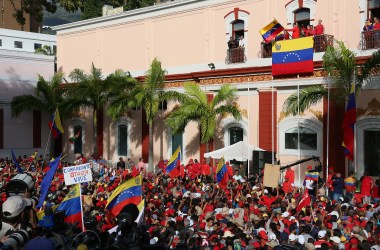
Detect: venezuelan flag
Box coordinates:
(56, 184, 82, 229)
(342, 84, 356, 161)
(272, 36, 314, 76)
(344, 176, 356, 186)
(305, 172, 319, 181)
(260, 19, 284, 43)
(216, 157, 228, 189)
(166, 146, 181, 179)
(106, 175, 142, 217)
(48, 109, 64, 138)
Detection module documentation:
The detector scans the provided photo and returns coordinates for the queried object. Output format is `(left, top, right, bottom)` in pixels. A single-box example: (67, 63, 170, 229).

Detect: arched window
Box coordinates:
(73, 125, 82, 154)
(118, 125, 128, 156)
(229, 127, 243, 145)
(368, 0, 380, 20)
(284, 127, 317, 150)
(279, 118, 322, 156)
(294, 8, 310, 28)
(232, 20, 245, 40)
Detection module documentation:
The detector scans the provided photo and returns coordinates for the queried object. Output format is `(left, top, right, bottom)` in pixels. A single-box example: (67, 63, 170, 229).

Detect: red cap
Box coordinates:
(259, 230, 268, 240)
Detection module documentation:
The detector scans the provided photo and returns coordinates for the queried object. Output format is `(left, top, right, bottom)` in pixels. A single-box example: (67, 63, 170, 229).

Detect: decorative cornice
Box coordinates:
(357, 98, 380, 118)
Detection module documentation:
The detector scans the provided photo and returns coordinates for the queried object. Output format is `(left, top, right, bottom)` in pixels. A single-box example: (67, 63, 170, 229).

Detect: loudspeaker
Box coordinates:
(252, 151, 276, 175)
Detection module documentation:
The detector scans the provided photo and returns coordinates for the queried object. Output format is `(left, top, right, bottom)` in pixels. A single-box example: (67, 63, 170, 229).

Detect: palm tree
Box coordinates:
(106, 69, 139, 119)
(165, 82, 242, 146)
(126, 58, 166, 170)
(283, 41, 380, 116)
(64, 63, 109, 157)
(35, 45, 56, 56)
(11, 72, 67, 117)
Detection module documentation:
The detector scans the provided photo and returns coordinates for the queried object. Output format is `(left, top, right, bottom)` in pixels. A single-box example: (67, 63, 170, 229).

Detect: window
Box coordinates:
(229, 127, 243, 145)
(73, 125, 82, 154)
(159, 100, 167, 110)
(34, 43, 42, 50)
(172, 133, 182, 155)
(368, 0, 380, 20)
(364, 129, 380, 176)
(285, 127, 317, 150)
(232, 20, 245, 40)
(118, 125, 128, 156)
(14, 41, 23, 49)
(294, 8, 310, 28)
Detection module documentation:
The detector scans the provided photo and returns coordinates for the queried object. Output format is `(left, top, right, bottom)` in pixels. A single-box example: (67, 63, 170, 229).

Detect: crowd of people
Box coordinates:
(0, 153, 380, 249)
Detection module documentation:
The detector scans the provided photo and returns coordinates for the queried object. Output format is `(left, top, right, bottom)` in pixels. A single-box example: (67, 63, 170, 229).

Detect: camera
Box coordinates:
(0, 229, 29, 249)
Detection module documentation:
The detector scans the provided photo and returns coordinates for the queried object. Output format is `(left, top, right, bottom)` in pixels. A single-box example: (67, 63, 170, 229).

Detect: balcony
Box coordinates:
(225, 47, 246, 64)
(360, 30, 380, 50)
(259, 34, 334, 58)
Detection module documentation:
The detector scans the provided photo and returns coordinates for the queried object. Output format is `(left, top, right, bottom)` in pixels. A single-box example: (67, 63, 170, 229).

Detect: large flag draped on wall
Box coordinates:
(106, 175, 142, 217)
(342, 84, 356, 161)
(36, 154, 62, 208)
(216, 157, 228, 189)
(56, 184, 82, 229)
(48, 109, 64, 138)
(272, 36, 314, 76)
(259, 19, 284, 43)
(166, 146, 181, 179)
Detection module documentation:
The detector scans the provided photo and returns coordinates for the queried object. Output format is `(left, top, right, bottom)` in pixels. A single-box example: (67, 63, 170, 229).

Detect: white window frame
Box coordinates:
(356, 117, 380, 177)
(279, 117, 322, 156)
(285, 0, 316, 27)
(221, 117, 248, 146)
(114, 116, 131, 158)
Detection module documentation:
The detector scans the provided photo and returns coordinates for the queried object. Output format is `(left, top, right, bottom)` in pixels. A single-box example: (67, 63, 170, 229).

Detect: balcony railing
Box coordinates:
(225, 47, 246, 64)
(259, 34, 334, 58)
(360, 30, 380, 50)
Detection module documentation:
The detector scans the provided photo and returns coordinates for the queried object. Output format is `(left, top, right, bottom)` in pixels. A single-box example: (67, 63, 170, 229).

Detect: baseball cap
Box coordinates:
(2, 196, 27, 218)
(289, 233, 297, 241)
(330, 236, 341, 244)
(318, 230, 327, 238)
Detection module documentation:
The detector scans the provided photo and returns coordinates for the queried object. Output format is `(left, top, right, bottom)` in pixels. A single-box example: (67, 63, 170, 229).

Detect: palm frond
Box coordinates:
(11, 95, 47, 117)
(183, 82, 207, 105)
(215, 105, 242, 120)
(283, 85, 328, 116)
(200, 116, 216, 143)
(357, 48, 380, 90)
(211, 84, 237, 108)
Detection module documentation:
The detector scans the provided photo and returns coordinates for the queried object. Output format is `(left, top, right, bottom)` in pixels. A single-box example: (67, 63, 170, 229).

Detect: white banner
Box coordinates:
(63, 163, 93, 186)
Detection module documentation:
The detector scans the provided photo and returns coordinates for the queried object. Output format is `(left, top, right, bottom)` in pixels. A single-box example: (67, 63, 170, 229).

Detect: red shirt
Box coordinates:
(283, 180, 293, 194)
(361, 176, 373, 196)
(285, 169, 295, 184)
(374, 22, 380, 30)
(202, 163, 211, 175)
(287, 26, 300, 38)
(314, 24, 324, 35)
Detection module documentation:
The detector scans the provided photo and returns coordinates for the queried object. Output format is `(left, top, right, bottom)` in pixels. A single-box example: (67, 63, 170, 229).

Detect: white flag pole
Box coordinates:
(79, 183, 85, 232)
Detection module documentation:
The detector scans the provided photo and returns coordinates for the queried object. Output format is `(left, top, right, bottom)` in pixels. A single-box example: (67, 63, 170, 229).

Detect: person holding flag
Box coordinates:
(165, 146, 181, 179)
(216, 157, 228, 189)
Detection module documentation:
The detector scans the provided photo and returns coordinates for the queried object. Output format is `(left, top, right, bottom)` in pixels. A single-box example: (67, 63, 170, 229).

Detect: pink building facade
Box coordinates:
(54, 0, 380, 184)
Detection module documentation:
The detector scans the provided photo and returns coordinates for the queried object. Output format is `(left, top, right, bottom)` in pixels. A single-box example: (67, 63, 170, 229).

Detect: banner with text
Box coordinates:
(63, 163, 93, 185)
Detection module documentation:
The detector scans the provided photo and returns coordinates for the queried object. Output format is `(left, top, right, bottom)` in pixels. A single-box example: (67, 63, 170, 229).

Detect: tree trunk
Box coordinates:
(93, 107, 98, 157)
(148, 122, 154, 172)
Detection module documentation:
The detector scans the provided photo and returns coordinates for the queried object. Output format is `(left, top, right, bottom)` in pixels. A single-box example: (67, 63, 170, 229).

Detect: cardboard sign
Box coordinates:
(63, 163, 93, 185)
(263, 164, 280, 188)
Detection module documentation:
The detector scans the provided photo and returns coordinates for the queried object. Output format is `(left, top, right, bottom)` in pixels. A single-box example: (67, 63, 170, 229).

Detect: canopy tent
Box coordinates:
(203, 141, 264, 161)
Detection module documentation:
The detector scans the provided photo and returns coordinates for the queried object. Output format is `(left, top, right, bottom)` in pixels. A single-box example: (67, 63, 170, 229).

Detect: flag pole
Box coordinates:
(248, 86, 250, 176)
(326, 74, 331, 196)
(79, 183, 85, 232)
(297, 75, 301, 187)
(44, 110, 57, 162)
(272, 78, 275, 165)
(353, 71, 357, 174)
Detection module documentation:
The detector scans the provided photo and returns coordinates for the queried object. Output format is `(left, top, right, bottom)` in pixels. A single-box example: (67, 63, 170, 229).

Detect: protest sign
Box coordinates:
(263, 163, 280, 188)
(63, 163, 93, 185)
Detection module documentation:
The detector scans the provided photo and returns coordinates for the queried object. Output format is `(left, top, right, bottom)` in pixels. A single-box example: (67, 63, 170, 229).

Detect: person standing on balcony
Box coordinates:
(285, 23, 300, 39)
(238, 35, 245, 47)
(374, 17, 380, 47)
(363, 19, 373, 31)
(304, 25, 314, 37)
(228, 36, 237, 49)
(314, 19, 324, 35)
(373, 17, 380, 30)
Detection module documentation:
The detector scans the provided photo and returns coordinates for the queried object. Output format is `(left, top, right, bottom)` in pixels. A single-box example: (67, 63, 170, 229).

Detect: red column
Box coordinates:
(97, 108, 104, 157)
(141, 109, 149, 161)
(258, 91, 277, 152)
(33, 110, 41, 148)
(323, 96, 345, 177)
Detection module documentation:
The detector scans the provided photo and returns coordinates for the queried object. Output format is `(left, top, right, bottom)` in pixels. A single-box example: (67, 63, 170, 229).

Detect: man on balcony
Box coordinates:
(374, 17, 380, 48)
(285, 23, 300, 39)
(314, 19, 325, 52)
(228, 36, 237, 49)
(238, 36, 245, 48)
(314, 19, 324, 35)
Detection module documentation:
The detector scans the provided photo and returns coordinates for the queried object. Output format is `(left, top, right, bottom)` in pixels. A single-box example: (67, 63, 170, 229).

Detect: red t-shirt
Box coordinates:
(314, 24, 324, 35)
(285, 169, 295, 184)
(202, 163, 211, 175)
(361, 176, 373, 196)
(373, 23, 380, 30)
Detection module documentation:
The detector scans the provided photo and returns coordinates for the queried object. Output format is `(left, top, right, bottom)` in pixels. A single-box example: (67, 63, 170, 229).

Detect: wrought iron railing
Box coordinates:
(360, 30, 380, 50)
(259, 34, 334, 58)
(225, 47, 246, 64)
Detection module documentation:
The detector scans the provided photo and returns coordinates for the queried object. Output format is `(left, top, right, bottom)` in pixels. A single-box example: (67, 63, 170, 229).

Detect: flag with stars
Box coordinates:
(56, 184, 82, 229)
(166, 146, 181, 179)
(272, 36, 314, 76)
(106, 175, 142, 217)
(216, 157, 228, 189)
